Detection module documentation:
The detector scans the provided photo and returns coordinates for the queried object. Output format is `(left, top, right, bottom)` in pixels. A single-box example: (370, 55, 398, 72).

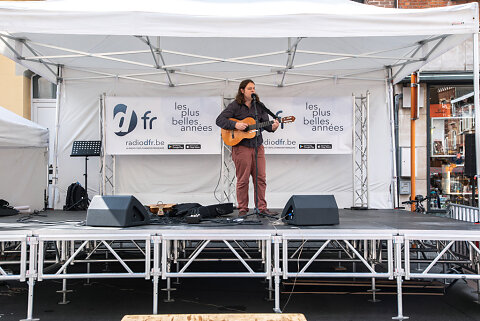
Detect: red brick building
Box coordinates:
(363, 0, 475, 8)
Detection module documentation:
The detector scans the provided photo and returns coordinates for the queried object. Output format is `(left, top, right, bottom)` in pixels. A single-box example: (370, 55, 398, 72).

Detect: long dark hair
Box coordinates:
(235, 79, 260, 104)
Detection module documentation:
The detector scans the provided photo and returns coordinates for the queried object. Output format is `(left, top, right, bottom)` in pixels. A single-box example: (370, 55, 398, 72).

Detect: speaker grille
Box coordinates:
(465, 133, 476, 177)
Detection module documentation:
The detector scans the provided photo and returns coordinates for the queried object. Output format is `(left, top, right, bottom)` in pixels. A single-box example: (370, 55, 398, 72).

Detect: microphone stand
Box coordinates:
(252, 95, 261, 216)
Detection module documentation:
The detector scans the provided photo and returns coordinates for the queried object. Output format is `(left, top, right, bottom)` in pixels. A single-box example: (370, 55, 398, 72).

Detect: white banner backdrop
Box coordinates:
(261, 96, 352, 154)
(54, 70, 393, 210)
(105, 96, 221, 155)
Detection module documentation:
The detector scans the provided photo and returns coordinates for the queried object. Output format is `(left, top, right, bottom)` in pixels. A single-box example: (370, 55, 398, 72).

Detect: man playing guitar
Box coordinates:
(216, 79, 279, 217)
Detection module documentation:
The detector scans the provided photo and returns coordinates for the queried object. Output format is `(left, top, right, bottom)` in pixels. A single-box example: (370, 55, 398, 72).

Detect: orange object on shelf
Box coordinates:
(445, 164, 457, 172)
(430, 103, 451, 117)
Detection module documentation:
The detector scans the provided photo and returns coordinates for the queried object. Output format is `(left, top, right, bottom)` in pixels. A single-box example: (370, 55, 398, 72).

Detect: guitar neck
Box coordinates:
(247, 119, 278, 131)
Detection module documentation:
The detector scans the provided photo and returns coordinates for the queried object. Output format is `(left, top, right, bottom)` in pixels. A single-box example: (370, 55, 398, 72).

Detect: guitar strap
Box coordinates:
(259, 102, 279, 120)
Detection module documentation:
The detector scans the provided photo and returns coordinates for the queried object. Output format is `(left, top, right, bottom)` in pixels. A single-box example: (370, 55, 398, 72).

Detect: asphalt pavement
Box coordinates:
(2, 275, 480, 320)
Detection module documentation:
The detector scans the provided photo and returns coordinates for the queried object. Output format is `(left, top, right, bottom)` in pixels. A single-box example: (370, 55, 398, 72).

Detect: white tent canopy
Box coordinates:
(0, 0, 478, 210)
(0, 106, 48, 148)
(0, 0, 475, 37)
(0, 0, 477, 85)
(0, 106, 48, 210)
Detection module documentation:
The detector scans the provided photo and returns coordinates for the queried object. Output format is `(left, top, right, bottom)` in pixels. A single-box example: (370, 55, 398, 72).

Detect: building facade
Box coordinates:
(363, 0, 479, 209)
(0, 55, 31, 119)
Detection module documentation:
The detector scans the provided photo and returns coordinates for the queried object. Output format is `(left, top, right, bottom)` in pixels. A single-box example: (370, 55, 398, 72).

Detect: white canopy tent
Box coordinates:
(0, 106, 48, 210)
(0, 0, 478, 210)
(0, 1, 477, 84)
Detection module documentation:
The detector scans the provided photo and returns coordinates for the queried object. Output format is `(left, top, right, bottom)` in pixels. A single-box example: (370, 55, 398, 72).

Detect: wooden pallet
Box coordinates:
(122, 314, 307, 321)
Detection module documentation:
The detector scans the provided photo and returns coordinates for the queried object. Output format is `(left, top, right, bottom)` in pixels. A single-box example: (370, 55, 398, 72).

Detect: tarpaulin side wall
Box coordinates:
(55, 69, 391, 209)
(0, 106, 48, 210)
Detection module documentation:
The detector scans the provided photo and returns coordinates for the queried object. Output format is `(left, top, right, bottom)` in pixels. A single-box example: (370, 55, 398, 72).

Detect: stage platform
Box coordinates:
(2, 207, 480, 233)
(2, 208, 480, 320)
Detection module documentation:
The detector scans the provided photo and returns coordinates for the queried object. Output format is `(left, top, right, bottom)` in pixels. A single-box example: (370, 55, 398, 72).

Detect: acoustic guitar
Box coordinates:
(221, 116, 295, 146)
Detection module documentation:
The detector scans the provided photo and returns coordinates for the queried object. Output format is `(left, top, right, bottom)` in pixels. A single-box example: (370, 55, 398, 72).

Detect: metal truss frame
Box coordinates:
(352, 92, 370, 209)
(0, 33, 425, 88)
(100, 94, 115, 195)
(220, 97, 237, 204)
(37, 234, 152, 280)
(220, 143, 236, 203)
(4, 229, 480, 320)
(16, 233, 153, 321)
(280, 233, 394, 314)
(404, 233, 480, 281)
(281, 234, 393, 280)
(0, 235, 27, 282)
(154, 232, 273, 313)
(161, 233, 272, 279)
(400, 232, 480, 320)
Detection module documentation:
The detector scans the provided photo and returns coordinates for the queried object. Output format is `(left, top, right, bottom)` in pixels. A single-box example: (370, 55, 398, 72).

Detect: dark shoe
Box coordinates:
(260, 209, 279, 216)
(238, 210, 248, 217)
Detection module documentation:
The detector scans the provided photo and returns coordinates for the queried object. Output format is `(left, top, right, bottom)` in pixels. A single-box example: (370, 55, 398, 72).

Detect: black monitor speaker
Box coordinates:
(282, 195, 339, 226)
(86, 195, 150, 227)
(465, 133, 477, 177)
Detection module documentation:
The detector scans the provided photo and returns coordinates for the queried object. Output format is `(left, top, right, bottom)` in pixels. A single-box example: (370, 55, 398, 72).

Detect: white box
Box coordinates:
(400, 146, 418, 177)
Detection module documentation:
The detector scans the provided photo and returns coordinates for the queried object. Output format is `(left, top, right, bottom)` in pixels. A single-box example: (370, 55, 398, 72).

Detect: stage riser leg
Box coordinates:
(22, 237, 39, 321)
(273, 237, 281, 313)
(392, 237, 408, 320)
(152, 237, 160, 314)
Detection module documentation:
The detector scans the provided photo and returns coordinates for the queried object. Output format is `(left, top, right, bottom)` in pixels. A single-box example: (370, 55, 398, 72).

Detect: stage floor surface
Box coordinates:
(0, 208, 479, 236)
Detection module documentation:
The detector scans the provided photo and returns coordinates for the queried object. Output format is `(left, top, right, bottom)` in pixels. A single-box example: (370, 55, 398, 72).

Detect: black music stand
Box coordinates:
(68, 140, 101, 210)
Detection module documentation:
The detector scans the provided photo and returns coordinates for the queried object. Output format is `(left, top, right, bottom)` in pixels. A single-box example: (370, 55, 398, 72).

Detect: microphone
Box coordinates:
(251, 93, 257, 100)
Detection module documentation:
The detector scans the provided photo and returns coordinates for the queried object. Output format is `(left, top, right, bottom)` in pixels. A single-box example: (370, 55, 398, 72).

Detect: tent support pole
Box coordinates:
(387, 68, 398, 208)
(113, 155, 116, 195)
(279, 37, 302, 87)
(145, 36, 161, 68)
(0, 35, 59, 80)
(410, 72, 418, 211)
(136, 35, 175, 87)
(473, 31, 480, 210)
(391, 36, 447, 82)
(100, 95, 105, 195)
(154, 37, 175, 87)
(22, 41, 59, 80)
(0, 34, 60, 79)
(0, 35, 23, 60)
(52, 67, 63, 208)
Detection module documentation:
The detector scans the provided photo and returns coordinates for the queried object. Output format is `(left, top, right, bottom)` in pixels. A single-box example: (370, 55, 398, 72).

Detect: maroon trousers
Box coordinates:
(231, 144, 267, 213)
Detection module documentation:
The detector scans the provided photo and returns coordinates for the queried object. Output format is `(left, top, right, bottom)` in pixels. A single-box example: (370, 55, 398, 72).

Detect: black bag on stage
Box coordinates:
(168, 202, 233, 218)
(0, 199, 19, 216)
(168, 203, 202, 217)
(64, 182, 88, 211)
(198, 203, 234, 218)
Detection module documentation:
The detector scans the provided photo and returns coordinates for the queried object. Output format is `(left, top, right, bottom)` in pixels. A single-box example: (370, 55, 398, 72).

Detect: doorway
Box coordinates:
(32, 98, 56, 208)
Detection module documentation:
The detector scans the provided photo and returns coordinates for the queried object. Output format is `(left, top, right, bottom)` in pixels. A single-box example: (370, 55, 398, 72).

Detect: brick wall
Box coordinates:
(365, 0, 475, 8)
(364, 0, 395, 7)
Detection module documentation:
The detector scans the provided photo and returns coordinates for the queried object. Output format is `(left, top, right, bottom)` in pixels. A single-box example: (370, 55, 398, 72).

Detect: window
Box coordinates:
(428, 85, 475, 210)
(32, 75, 57, 99)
